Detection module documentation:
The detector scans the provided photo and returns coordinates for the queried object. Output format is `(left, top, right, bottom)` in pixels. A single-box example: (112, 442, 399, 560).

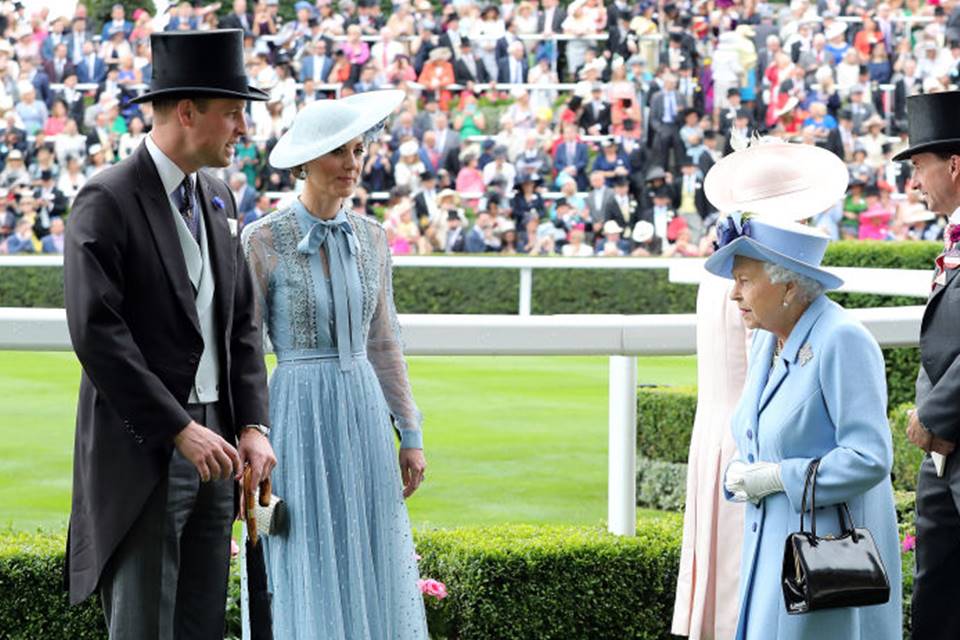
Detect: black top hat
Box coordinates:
(132, 30, 269, 104)
(893, 91, 960, 161)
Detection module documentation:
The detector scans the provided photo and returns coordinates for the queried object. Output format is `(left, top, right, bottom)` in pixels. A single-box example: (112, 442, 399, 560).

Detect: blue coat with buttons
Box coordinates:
(726, 294, 901, 640)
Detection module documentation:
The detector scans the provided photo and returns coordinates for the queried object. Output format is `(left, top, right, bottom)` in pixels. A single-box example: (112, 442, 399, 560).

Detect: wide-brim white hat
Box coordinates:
(269, 89, 405, 169)
(825, 22, 847, 40)
(633, 220, 654, 242)
(704, 141, 848, 221)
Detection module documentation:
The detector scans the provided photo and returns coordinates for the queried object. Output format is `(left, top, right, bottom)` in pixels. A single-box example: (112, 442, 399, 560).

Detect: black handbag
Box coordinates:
(781, 459, 890, 615)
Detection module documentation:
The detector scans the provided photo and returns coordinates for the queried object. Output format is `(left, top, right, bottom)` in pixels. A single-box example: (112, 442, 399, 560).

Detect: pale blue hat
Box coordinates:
(704, 215, 843, 290)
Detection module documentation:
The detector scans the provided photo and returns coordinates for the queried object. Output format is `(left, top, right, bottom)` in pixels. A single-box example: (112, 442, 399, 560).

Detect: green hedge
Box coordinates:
(1, 240, 938, 313)
(0, 531, 104, 640)
(636, 389, 926, 498)
(1, 520, 683, 640)
(636, 386, 697, 465)
(415, 519, 683, 639)
(636, 459, 687, 512)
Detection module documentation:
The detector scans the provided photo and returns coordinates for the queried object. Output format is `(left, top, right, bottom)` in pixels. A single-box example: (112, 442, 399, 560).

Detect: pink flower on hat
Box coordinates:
(417, 578, 448, 600)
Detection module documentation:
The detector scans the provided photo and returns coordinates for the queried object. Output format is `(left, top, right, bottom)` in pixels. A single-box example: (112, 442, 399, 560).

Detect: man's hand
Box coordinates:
(907, 409, 956, 456)
(237, 428, 277, 490)
(174, 421, 242, 482)
(399, 448, 426, 499)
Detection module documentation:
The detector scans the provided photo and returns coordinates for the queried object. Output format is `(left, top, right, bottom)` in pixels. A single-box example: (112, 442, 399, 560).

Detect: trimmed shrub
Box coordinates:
(413, 519, 684, 639)
(884, 348, 921, 409)
(530, 269, 698, 315)
(821, 240, 941, 269)
(636, 385, 697, 465)
(636, 459, 687, 511)
(0, 531, 104, 640)
(2, 521, 684, 640)
(890, 404, 926, 492)
(0, 267, 64, 308)
(392, 267, 519, 314)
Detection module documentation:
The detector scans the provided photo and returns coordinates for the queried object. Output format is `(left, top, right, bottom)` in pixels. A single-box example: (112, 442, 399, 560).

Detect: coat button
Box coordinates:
(752, 522, 758, 532)
(746, 429, 753, 440)
(748, 454, 755, 463)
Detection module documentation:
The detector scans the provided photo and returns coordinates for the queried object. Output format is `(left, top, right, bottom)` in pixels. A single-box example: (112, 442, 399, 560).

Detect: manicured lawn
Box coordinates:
(0, 352, 696, 531)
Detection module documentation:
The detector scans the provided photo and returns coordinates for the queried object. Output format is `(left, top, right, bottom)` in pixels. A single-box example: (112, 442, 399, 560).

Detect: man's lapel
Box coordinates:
(196, 172, 236, 327)
(134, 144, 200, 334)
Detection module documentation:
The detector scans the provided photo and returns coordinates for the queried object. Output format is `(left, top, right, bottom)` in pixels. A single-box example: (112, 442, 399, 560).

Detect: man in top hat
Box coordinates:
(63, 29, 276, 639)
(896, 90, 960, 640)
(452, 37, 488, 85)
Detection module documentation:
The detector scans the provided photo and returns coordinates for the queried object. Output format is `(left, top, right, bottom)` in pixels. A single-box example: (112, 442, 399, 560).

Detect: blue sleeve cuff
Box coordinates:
(780, 456, 816, 513)
(399, 429, 423, 449)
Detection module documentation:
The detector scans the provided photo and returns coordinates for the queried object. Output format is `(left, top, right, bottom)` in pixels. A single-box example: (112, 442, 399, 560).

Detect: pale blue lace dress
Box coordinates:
(242, 200, 427, 640)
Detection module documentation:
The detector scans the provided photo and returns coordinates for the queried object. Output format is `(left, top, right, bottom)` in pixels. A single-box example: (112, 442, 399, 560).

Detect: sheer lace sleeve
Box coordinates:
(241, 219, 275, 352)
(367, 225, 424, 449)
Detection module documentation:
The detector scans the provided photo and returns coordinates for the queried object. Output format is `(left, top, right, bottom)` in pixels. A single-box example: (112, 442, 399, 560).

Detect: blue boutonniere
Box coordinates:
(211, 196, 225, 210)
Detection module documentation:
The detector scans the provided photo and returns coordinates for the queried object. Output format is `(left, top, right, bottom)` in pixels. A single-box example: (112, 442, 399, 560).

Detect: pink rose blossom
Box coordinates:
(902, 533, 916, 553)
(414, 553, 422, 562)
(418, 578, 448, 600)
(231, 538, 240, 559)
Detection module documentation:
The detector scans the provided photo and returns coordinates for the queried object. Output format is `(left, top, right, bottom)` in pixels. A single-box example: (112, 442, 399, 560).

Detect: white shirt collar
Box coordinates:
(145, 133, 192, 199)
(949, 207, 960, 225)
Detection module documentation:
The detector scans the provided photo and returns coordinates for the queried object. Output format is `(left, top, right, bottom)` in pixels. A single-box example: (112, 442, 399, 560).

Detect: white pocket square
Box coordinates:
(227, 218, 238, 237)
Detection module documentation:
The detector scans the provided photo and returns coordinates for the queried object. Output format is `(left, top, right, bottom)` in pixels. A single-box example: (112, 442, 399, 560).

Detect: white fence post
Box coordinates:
(608, 355, 638, 536)
(518, 267, 533, 316)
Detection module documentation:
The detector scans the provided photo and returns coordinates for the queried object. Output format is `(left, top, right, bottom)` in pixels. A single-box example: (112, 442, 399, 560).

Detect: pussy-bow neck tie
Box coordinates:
(297, 217, 362, 371)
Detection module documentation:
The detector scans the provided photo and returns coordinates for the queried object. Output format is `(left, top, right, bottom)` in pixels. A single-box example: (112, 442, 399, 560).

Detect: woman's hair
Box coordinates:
(764, 263, 826, 304)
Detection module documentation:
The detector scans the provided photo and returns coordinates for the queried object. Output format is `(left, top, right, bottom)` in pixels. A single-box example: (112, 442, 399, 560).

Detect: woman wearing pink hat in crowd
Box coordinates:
(858, 184, 894, 240)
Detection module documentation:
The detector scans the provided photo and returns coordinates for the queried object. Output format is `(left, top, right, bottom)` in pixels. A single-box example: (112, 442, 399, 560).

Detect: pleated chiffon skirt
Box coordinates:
(263, 353, 428, 640)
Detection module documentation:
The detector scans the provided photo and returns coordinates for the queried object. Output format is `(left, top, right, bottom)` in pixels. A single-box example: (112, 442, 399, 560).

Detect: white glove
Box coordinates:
(725, 460, 784, 505)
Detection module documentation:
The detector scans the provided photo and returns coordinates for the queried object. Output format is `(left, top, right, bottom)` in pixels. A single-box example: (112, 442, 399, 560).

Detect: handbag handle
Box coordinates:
(799, 458, 860, 542)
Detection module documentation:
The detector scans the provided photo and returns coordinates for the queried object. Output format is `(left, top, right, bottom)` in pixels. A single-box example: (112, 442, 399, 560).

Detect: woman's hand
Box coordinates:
(399, 448, 426, 498)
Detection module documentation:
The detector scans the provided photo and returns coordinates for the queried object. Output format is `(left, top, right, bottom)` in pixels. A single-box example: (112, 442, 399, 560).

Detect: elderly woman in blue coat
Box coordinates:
(705, 215, 902, 640)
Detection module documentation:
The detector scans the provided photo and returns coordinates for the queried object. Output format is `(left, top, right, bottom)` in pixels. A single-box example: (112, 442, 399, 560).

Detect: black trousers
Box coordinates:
(99, 403, 235, 640)
(912, 454, 960, 640)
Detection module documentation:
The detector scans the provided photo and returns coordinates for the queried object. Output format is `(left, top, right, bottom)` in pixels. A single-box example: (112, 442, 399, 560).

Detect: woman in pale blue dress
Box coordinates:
(241, 89, 428, 639)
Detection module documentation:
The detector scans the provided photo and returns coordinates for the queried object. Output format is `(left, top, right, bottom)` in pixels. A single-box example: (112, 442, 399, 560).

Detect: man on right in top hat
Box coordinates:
(894, 90, 960, 640)
(64, 29, 276, 639)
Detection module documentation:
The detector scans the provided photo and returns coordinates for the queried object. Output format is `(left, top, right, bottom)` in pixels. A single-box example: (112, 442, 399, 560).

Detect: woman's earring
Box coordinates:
(782, 299, 790, 307)
(298, 168, 308, 180)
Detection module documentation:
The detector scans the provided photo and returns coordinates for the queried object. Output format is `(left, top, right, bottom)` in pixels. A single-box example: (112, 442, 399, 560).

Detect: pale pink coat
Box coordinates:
(671, 274, 750, 640)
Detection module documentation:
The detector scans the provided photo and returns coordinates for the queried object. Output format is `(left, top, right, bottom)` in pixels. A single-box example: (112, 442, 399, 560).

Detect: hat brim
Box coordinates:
(704, 143, 848, 221)
(704, 235, 843, 290)
(131, 85, 269, 104)
(891, 138, 960, 161)
(269, 90, 405, 169)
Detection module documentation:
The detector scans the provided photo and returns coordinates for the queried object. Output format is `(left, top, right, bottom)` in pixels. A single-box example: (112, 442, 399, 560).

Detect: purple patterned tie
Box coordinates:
(178, 176, 200, 244)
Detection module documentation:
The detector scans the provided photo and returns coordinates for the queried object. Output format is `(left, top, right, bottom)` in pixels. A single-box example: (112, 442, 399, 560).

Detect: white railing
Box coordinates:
(0, 257, 934, 317)
(0, 305, 925, 536)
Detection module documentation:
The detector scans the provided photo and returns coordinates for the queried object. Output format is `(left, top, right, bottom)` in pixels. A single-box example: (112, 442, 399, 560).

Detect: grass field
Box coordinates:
(0, 352, 696, 532)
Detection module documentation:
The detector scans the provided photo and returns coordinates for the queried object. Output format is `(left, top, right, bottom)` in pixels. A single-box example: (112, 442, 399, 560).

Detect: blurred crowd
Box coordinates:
(0, 0, 955, 256)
